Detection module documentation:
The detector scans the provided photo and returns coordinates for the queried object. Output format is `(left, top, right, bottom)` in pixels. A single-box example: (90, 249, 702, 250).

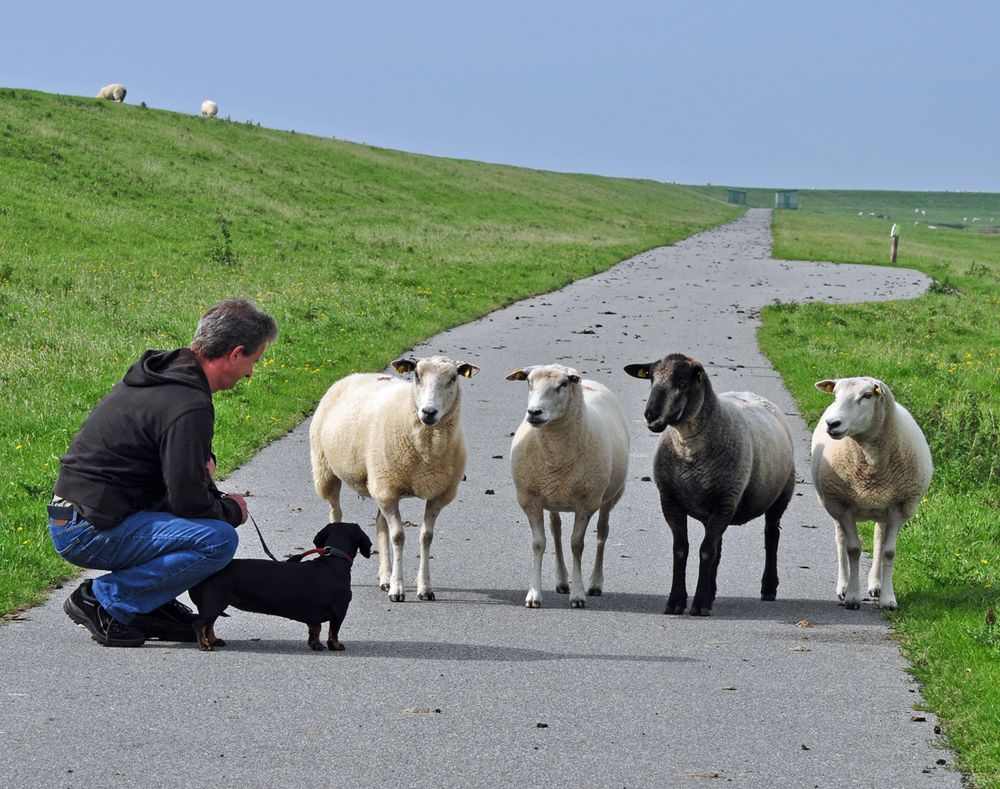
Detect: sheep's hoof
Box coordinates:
(417, 591, 436, 601)
(878, 600, 898, 612)
(525, 599, 541, 609)
(664, 597, 686, 615)
(570, 599, 586, 609)
(555, 584, 570, 594)
(836, 589, 847, 601)
(379, 582, 391, 592)
(587, 587, 602, 597)
(868, 586, 881, 598)
(389, 592, 405, 602)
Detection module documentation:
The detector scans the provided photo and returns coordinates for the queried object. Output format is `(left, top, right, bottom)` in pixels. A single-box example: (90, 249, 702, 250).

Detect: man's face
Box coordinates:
(219, 343, 268, 390)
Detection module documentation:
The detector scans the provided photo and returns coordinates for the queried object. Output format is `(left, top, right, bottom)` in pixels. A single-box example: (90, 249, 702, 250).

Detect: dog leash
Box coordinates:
(247, 510, 280, 562)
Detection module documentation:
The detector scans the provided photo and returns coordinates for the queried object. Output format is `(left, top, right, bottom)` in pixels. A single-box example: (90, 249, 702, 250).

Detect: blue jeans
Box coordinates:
(49, 509, 238, 624)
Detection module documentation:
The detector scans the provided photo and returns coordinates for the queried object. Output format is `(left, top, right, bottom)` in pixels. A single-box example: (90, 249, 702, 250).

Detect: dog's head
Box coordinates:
(312, 522, 373, 560)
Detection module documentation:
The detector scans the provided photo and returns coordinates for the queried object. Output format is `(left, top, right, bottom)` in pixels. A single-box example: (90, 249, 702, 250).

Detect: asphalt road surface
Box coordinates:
(1, 209, 961, 788)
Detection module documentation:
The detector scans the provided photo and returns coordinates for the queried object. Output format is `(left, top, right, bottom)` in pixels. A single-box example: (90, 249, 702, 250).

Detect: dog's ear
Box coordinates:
(351, 523, 373, 558)
(314, 523, 334, 548)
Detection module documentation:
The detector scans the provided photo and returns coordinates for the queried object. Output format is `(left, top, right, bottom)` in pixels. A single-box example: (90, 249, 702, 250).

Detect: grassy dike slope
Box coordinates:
(0, 88, 740, 614)
(760, 204, 999, 788)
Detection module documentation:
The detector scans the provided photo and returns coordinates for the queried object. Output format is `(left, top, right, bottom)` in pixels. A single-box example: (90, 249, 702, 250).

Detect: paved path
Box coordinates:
(2, 209, 960, 787)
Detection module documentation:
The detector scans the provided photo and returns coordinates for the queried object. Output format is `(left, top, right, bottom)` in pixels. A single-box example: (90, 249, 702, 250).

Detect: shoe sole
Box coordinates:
(63, 596, 145, 648)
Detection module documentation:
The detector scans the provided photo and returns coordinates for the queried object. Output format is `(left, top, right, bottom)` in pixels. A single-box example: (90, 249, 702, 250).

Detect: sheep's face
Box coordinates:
(506, 365, 581, 427)
(625, 354, 706, 433)
(815, 377, 889, 440)
(393, 356, 479, 426)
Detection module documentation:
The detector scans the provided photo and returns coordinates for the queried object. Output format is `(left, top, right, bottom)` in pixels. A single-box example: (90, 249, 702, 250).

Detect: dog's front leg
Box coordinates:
(327, 615, 345, 651)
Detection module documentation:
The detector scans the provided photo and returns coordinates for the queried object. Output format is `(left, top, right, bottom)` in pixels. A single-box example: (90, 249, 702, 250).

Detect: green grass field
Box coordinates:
(759, 205, 999, 789)
(2, 87, 998, 787)
(0, 87, 740, 614)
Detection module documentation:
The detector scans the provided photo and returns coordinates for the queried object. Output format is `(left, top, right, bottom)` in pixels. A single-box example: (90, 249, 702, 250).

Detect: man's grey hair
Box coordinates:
(190, 298, 278, 360)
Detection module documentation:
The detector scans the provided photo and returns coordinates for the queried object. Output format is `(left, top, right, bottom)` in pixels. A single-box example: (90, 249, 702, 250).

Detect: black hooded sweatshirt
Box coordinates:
(54, 348, 243, 530)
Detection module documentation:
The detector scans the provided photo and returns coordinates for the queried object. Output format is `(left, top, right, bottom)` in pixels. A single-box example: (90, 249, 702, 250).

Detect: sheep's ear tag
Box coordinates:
(506, 369, 528, 382)
(637, 368, 649, 379)
(873, 385, 882, 396)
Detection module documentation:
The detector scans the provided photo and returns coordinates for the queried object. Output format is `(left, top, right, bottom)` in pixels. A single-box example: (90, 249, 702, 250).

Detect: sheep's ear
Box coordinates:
(568, 374, 581, 384)
(457, 363, 480, 378)
(692, 363, 705, 381)
(505, 368, 530, 382)
(623, 363, 652, 380)
(873, 384, 882, 396)
(815, 380, 836, 393)
(392, 358, 417, 374)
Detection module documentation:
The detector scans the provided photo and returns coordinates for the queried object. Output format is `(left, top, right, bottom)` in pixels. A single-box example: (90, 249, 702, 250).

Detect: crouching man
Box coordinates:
(49, 298, 278, 647)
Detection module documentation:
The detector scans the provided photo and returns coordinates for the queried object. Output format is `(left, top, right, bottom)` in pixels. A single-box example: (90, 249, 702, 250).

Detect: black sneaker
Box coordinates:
(63, 580, 146, 647)
(131, 598, 198, 642)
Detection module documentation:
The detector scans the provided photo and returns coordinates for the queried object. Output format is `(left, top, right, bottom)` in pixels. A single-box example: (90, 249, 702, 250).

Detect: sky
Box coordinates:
(4, 1, 999, 192)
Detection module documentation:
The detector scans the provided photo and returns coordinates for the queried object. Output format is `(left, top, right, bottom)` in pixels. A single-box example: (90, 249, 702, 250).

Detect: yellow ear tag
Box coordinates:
(638, 368, 648, 379)
(873, 385, 882, 396)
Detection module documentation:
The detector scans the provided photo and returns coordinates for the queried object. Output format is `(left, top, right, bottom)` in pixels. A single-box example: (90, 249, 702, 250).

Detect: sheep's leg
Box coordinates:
(375, 509, 391, 591)
(568, 510, 593, 608)
(761, 472, 792, 601)
(760, 511, 781, 601)
(662, 500, 689, 615)
(871, 517, 902, 610)
(836, 516, 863, 610)
(524, 502, 546, 608)
(379, 501, 407, 602)
(588, 504, 612, 597)
(691, 517, 728, 616)
(549, 511, 569, 594)
(416, 497, 446, 601)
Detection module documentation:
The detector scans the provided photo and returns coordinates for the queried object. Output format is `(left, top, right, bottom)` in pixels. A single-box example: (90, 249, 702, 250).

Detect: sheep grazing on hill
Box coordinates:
(96, 83, 127, 102)
(201, 99, 219, 118)
(811, 377, 932, 611)
(506, 365, 629, 608)
(310, 356, 479, 602)
(625, 354, 796, 616)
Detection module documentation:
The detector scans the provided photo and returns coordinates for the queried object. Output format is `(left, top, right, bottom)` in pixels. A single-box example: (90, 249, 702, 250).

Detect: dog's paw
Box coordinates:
(308, 640, 325, 651)
(328, 639, 345, 651)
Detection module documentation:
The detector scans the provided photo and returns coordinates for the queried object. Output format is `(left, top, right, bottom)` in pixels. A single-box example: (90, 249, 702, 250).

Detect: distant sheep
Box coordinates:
(310, 356, 479, 602)
(625, 354, 796, 616)
(811, 377, 932, 611)
(201, 99, 218, 118)
(96, 83, 127, 102)
(506, 365, 629, 608)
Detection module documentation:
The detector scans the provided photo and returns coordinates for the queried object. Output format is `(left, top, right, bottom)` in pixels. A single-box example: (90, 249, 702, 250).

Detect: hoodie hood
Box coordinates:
(122, 348, 210, 392)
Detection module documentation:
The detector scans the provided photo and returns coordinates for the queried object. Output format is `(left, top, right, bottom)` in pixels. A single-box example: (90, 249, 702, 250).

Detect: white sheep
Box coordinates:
(310, 356, 479, 602)
(625, 354, 796, 616)
(96, 83, 127, 102)
(506, 365, 629, 608)
(201, 99, 219, 118)
(811, 377, 932, 611)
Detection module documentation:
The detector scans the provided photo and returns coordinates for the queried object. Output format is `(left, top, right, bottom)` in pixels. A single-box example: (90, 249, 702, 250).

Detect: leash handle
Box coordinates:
(248, 510, 280, 562)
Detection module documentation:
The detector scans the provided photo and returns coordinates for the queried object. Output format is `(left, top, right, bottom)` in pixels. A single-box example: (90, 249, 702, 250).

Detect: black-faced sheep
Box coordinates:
(506, 365, 629, 608)
(309, 356, 479, 602)
(96, 83, 127, 102)
(811, 377, 932, 611)
(625, 354, 796, 616)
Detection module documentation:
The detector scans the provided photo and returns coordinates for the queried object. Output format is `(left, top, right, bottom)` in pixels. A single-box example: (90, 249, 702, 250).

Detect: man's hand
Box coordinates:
(223, 492, 249, 525)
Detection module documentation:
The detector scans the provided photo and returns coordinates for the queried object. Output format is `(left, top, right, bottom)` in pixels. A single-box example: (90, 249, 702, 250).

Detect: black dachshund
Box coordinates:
(189, 522, 372, 651)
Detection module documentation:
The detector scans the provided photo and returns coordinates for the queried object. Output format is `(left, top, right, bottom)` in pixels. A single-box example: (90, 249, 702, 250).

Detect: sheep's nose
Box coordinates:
(421, 407, 439, 422)
(826, 418, 841, 430)
(526, 407, 543, 419)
